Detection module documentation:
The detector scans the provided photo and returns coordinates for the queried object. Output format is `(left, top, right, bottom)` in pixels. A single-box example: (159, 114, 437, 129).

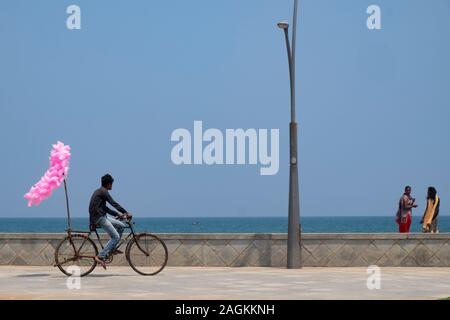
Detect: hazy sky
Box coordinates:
(0, 0, 449, 218)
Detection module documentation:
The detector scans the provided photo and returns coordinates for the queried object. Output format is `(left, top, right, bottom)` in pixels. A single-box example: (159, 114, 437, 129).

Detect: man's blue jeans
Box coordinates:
(96, 216, 127, 259)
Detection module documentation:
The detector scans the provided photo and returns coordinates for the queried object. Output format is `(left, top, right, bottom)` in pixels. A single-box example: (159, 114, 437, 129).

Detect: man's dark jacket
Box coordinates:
(89, 187, 127, 225)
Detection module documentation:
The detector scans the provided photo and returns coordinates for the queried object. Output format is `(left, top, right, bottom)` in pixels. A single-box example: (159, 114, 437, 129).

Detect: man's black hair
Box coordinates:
(101, 174, 114, 187)
(405, 185, 411, 191)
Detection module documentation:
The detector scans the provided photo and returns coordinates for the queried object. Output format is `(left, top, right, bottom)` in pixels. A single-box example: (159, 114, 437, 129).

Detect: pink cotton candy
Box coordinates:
(24, 141, 71, 207)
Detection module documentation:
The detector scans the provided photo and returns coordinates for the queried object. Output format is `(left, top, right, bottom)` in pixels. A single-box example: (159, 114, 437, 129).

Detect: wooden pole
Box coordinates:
(63, 179, 72, 230)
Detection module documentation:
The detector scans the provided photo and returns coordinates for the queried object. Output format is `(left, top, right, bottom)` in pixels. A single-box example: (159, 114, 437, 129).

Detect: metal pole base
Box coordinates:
(287, 122, 302, 269)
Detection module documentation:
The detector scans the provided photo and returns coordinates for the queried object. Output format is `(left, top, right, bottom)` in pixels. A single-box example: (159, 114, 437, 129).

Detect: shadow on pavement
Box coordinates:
(86, 274, 133, 278)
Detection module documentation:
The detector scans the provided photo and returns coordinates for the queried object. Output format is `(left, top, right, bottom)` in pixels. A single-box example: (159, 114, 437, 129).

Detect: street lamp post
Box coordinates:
(278, 0, 302, 269)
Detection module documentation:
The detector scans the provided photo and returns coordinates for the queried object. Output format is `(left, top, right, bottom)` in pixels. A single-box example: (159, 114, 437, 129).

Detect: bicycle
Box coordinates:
(54, 217, 168, 277)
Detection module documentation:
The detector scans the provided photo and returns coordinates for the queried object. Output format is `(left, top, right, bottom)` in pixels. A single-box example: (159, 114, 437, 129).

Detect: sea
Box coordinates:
(0, 216, 449, 233)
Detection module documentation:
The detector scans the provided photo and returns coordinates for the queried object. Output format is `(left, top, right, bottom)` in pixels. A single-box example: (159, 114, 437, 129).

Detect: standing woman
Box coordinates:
(421, 187, 440, 233)
(396, 186, 418, 233)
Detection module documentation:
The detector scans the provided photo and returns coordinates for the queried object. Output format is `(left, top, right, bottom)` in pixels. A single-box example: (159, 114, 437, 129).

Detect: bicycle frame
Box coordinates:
(64, 219, 149, 260)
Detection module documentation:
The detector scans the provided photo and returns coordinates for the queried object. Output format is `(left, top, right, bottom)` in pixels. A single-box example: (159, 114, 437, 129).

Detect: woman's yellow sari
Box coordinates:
(422, 196, 439, 232)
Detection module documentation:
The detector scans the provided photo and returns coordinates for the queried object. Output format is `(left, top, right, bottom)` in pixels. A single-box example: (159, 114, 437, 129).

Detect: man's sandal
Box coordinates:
(94, 256, 107, 270)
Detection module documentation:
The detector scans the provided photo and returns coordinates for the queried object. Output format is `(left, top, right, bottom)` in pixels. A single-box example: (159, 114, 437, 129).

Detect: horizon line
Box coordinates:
(1, 215, 449, 218)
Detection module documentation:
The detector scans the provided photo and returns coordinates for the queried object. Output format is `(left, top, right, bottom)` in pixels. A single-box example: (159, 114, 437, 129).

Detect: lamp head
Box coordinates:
(277, 22, 289, 30)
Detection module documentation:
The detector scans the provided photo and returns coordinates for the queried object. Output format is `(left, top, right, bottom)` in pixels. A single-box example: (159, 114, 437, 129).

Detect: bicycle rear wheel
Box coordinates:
(126, 233, 168, 276)
(54, 234, 98, 277)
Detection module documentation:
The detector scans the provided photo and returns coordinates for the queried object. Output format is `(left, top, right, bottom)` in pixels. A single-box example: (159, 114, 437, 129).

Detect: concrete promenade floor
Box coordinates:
(0, 266, 449, 300)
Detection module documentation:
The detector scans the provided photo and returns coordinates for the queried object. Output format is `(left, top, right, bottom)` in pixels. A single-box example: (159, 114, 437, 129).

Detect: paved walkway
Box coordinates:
(0, 266, 449, 300)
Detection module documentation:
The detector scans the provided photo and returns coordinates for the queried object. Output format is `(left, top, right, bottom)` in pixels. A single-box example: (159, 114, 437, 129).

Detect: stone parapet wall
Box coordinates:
(0, 233, 449, 267)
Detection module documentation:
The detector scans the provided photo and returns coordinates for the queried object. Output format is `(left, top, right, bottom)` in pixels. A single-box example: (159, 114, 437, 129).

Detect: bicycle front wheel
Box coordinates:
(126, 233, 168, 276)
(54, 234, 98, 277)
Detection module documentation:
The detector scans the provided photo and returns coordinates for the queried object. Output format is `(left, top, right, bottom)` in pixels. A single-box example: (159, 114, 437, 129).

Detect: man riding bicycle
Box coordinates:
(88, 174, 132, 269)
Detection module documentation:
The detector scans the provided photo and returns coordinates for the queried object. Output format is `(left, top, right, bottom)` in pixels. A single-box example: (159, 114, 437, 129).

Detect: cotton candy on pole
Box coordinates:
(24, 141, 71, 207)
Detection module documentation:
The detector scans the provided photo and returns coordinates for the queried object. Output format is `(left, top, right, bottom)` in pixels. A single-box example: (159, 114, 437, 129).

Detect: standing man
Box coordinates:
(89, 174, 132, 268)
(396, 186, 417, 233)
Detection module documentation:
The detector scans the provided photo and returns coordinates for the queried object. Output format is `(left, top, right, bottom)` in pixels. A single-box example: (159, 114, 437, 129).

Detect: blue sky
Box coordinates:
(0, 0, 449, 218)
